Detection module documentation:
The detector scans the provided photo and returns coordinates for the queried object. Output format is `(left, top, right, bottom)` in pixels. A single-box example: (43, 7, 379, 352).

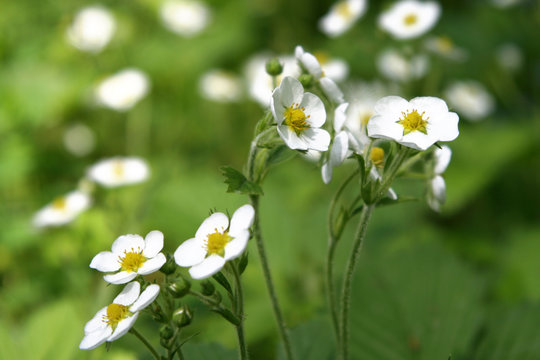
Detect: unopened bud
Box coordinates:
(160, 324, 174, 340)
(201, 280, 215, 296)
(265, 58, 283, 77)
(370, 147, 385, 167)
(298, 74, 314, 88)
(160, 254, 177, 275)
(167, 277, 191, 298)
(172, 306, 193, 327)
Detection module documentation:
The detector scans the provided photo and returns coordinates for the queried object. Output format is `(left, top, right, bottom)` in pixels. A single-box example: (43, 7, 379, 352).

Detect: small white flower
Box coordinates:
(495, 43, 523, 72)
(87, 157, 149, 188)
(63, 123, 95, 157)
(95, 69, 150, 112)
(318, 55, 349, 83)
(160, 0, 211, 37)
(367, 96, 459, 151)
(79, 282, 160, 350)
(67, 6, 116, 53)
(33, 190, 91, 228)
(319, 0, 367, 37)
(271, 76, 330, 151)
(175, 205, 255, 279)
(379, 0, 441, 40)
(377, 48, 429, 82)
(424, 36, 467, 62)
(90, 231, 167, 284)
(199, 69, 242, 103)
(444, 81, 495, 121)
(244, 53, 299, 107)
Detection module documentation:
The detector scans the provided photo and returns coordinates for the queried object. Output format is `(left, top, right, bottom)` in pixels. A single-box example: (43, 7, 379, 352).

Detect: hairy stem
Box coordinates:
(231, 263, 249, 360)
(130, 327, 160, 360)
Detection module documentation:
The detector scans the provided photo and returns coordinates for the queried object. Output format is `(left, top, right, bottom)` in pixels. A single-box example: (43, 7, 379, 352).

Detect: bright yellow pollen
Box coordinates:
(370, 147, 385, 167)
(336, 1, 353, 19)
(118, 249, 146, 272)
(103, 304, 130, 328)
(403, 13, 418, 26)
(397, 109, 429, 135)
(205, 230, 232, 257)
(113, 161, 124, 179)
(52, 197, 67, 211)
(284, 104, 311, 136)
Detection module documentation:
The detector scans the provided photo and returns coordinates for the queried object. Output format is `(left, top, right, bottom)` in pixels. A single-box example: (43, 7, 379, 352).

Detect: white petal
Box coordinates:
(137, 253, 166, 275)
(174, 238, 207, 267)
(431, 175, 446, 202)
(300, 128, 331, 152)
(367, 114, 403, 142)
(84, 307, 108, 334)
(410, 96, 448, 114)
(434, 145, 452, 174)
(195, 213, 229, 239)
(111, 234, 145, 256)
(79, 327, 113, 350)
(224, 230, 249, 261)
(301, 93, 326, 128)
(278, 76, 304, 108)
(387, 187, 398, 200)
(113, 281, 141, 305)
(130, 284, 160, 312)
(89, 251, 121, 272)
(104, 271, 138, 285)
(334, 103, 349, 132)
(374, 96, 409, 116)
(321, 162, 333, 184)
(298, 51, 323, 78)
(400, 131, 435, 151)
(143, 230, 164, 258)
(435, 112, 459, 142)
(229, 204, 255, 236)
(330, 131, 349, 166)
(188, 254, 226, 280)
(108, 313, 139, 342)
(277, 125, 308, 150)
(320, 77, 344, 104)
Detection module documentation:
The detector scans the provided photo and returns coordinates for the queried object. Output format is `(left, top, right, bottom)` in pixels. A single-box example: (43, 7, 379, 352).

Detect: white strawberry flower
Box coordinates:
(79, 282, 160, 350)
(87, 157, 149, 188)
(271, 76, 330, 151)
(444, 81, 495, 121)
(367, 96, 459, 151)
(379, 0, 441, 40)
(160, 0, 211, 37)
(95, 69, 150, 112)
(377, 49, 429, 83)
(67, 6, 116, 53)
(90, 231, 167, 284)
(199, 69, 242, 103)
(33, 190, 91, 228)
(319, 0, 367, 38)
(174, 205, 255, 280)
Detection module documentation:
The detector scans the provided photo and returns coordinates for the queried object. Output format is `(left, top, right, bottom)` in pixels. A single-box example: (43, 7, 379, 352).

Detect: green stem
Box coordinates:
(249, 194, 295, 360)
(130, 327, 160, 360)
(326, 169, 360, 345)
(231, 263, 249, 360)
(376, 147, 411, 202)
(338, 204, 375, 360)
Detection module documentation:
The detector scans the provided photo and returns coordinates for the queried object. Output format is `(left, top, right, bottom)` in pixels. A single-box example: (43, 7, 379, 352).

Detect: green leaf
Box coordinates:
(213, 272, 233, 296)
(182, 342, 237, 360)
(220, 166, 263, 195)
(349, 243, 484, 360)
(277, 319, 335, 360)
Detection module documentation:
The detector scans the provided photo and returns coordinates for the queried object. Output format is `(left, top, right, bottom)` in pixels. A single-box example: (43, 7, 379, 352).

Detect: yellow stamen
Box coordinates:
(360, 113, 373, 126)
(52, 197, 67, 211)
(113, 161, 124, 179)
(397, 109, 429, 135)
(336, 1, 353, 19)
(284, 104, 311, 136)
(118, 248, 146, 272)
(205, 229, 232, 257)
(370, 147, 385, 167)
(403, 13, 418, 26)
(103, 303, 130, 329)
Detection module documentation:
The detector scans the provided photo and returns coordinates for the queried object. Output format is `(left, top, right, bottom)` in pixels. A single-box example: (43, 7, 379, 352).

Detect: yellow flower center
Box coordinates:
(370, 147, 385, 167)
(52, 197, 67, 211)
(284, 104, 311, 136)
(403, 13, 418, 26)
(336, 1, 353, 19)
(103, 303, 131, 329)
(397, 109, 429, 135)
(118, 249, 146, 272)
(205, 230, 232, 257)
(113, 161, 124, 179)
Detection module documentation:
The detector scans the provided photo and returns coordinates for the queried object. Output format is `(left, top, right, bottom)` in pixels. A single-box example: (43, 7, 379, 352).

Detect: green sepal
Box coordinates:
(238, 252, 249, 275)
(212, 272, 233, 296)
(212, 308, 241, 326)
(254, 112, 274, 135)
(220, 166, 264, 195)
(333, 206, 350, 239)
(361, 177, 379, 205)
(352, 153, 366, 188)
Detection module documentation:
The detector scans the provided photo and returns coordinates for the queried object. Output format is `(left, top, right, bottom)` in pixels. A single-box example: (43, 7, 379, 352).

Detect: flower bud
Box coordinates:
(167, 277, 191, 298)
(160, 254, 177, 275)
(160, 324, 174, 340)
(172, 306, 193, 328)
(265, 58, 283, 77)
(201, 280, 215, 296)
(298, 74, 314, 88)
(370, 147, 385, 167)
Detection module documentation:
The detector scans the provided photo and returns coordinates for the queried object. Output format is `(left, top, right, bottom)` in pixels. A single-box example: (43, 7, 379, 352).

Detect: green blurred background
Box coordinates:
(1, 0, 540, 359)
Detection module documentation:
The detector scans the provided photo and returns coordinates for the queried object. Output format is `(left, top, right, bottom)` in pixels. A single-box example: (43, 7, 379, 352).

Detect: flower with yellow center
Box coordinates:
(271, 76, 330, 151)
(367, 96, 459, 151)
(319, 0, 367, 37)
(95, 68, 150, 112)
(80, 282, 160, 350)
(67, 6, 116, 54)
(90, 231, 167, 284)
(87, 157, 149, 188)
(378, 0, 440, 40)
(33, 190, 91, 228)
(175, 205, 255, 280)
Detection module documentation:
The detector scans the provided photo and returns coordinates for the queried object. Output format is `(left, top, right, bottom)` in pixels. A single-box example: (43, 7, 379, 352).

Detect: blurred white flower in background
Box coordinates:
(379, 0, 440, 40)
(244, 53, 298, 107)
(319, 0, 367, 37)
(491, 0, 522, 8)
(63, 123, 95, 157)
(33, 190, 91, 228)
(495, 43, 523, 72)
(199, 69, 243, 103)
(95, 69, 150, 111)
(444, 81, 495, 121)
(88, 157, 150, 187)
(313, 52, 349, 83)
(377, 49, 429, 82)
(160, 0, 211, 37)
(67, 6, 116, 53)
(427, 145, 452, 211)
(424, 36, 467, 62)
